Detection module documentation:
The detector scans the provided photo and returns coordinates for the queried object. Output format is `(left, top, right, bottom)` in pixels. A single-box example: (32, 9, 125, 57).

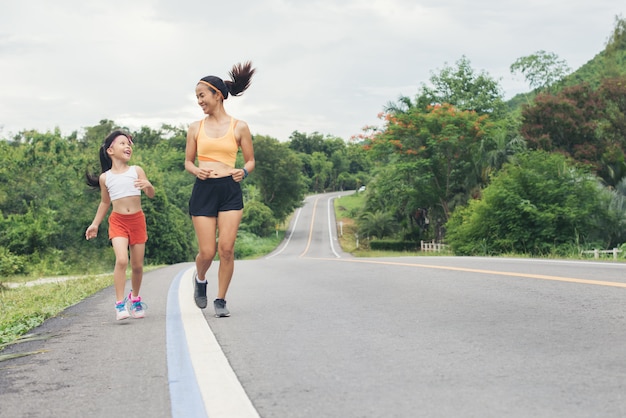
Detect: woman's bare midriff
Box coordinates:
(199, 160, 235, 178)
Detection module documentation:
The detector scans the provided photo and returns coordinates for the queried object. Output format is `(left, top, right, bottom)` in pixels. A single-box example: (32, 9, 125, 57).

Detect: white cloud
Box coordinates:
(0, 0, 622, 141)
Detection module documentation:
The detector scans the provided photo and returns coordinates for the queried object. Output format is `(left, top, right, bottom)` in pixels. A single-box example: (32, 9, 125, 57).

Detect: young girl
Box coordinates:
(85, 130, 155, 320)
(185, 61, 256, 317)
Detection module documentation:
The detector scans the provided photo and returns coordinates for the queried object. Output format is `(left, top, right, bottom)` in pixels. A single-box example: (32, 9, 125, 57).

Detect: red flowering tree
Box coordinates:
(521, 79, 626, 187)
(363, 103, 492, 225)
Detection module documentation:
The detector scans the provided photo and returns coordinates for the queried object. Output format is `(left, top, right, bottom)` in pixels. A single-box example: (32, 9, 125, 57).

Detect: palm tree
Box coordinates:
(357, 210, 397, 240)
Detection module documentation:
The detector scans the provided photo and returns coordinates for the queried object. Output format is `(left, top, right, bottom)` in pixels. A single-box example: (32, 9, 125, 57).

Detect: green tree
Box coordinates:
(362, 162, 428, 239)
(361, 57, 512, 236)
(288, 132, 353, 192)
(416, 55, 505, 116)
(446, 151, 615, 255)
(288, 131, 326, 155)
(597, 77, 626, 186)
(562, 16, 626, 89)
(0, 203, 58, 255)
(142, 183, 194, 264)
(357, 210, 397, 240)
(252, 135, 308, 223)
(474, 127, 527, 188)
(1, 130, 91, 254)
(510, 50, 571, 93)
(367, 103, 492, 221)
(605, 15, 626, 56)
(241, 200, 275, 237)
(346, 141, 371, 175)
(80, 119, 119, 149)
(521, 80, 626, 187)
(310, 151, 333, 192)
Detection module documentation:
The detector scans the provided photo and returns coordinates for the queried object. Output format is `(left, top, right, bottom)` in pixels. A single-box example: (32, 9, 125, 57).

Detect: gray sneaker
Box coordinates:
(214, 298, 230, 317)
(193, 271, 207, 309)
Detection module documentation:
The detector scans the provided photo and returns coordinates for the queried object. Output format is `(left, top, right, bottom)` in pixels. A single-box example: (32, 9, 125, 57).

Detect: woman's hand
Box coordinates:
(195, 167, 214, 180)
(230, 168, 246, 183)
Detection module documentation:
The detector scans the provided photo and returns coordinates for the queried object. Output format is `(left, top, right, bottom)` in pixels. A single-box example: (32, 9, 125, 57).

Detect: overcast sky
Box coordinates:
(0, 0, 622, 142)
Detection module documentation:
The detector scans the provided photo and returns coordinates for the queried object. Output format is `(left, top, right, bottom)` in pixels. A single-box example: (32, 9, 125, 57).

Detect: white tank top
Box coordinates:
(105, 166, 141, 201)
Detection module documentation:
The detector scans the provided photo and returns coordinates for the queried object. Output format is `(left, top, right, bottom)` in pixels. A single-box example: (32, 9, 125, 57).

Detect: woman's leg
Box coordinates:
(129, 243, 145, 298)
(192, 216, 218, 280)
(111, 237, 130, 302)
(215, 209, 243, 299)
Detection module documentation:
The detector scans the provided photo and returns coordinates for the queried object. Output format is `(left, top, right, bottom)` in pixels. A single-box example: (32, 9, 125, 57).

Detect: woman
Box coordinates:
(185, 61, 256, 317)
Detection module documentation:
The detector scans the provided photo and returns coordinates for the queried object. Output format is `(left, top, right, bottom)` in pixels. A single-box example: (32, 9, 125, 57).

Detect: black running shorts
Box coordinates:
(188, 176, 243, 217)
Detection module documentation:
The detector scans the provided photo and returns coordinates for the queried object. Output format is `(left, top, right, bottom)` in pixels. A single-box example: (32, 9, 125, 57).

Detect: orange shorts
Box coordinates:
(108, 211, 148, 245)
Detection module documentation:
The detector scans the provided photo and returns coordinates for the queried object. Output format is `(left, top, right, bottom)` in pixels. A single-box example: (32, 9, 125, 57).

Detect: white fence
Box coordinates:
(421, 240, 449, 252)
(580, 248, 623, 259)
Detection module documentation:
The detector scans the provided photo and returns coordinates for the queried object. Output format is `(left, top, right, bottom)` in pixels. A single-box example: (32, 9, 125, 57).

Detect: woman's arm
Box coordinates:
(236, 120, 255, 181)
(185, 121, 201, 176)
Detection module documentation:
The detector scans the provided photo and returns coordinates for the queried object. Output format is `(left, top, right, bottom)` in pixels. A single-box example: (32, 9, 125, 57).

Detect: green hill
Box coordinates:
(506, 15, 626, 110)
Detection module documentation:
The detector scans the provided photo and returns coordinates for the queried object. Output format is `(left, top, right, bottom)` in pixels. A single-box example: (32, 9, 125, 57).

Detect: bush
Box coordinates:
(234, 230, 282, 259)
(0, 246, 27, 277)
(446, 151, 615, 256)
(241, 201, 276, 237)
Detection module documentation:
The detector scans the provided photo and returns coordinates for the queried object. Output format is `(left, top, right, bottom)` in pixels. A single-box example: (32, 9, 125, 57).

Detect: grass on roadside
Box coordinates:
(0, 274, 113, 346)
(335, 192, 361, 253)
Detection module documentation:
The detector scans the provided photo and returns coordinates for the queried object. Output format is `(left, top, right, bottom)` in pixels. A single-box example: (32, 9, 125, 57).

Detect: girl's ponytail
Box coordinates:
(85, 130, 130, 189)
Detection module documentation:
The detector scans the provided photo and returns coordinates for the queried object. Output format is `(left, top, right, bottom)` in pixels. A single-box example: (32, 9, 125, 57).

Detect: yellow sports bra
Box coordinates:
(196, 117, 238, 167)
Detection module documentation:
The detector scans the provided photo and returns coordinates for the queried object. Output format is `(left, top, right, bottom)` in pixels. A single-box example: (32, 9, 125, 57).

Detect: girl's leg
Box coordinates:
(215, 209, 243, 299)
(111, 237, 130, 302)
(192, 216, 218, 280)
(129, 243, 146, 298)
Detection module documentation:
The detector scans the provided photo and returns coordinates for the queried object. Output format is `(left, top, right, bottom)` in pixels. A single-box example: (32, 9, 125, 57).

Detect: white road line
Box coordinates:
(327, 196, 341, 258)
(178, 267, 259, 418)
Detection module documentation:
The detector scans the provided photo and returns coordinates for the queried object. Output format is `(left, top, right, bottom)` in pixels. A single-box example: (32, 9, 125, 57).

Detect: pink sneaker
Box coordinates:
(127, 292, 147, 319)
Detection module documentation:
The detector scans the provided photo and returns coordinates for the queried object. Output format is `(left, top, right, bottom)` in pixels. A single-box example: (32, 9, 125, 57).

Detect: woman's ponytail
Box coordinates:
(225, 61, 255, 97)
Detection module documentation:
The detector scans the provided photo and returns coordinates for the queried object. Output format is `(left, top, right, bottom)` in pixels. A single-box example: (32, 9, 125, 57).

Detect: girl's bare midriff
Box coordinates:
(111, 196, 143, 214)
(199, 160, 235, 178)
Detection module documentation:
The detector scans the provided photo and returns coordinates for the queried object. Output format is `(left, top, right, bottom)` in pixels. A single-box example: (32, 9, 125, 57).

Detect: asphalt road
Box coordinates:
(1, 191, 626, 417)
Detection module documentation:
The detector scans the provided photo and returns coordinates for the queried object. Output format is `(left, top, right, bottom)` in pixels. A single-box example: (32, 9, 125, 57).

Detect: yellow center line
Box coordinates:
(315, 257, 626, 289)
(299, 197, 319, 258)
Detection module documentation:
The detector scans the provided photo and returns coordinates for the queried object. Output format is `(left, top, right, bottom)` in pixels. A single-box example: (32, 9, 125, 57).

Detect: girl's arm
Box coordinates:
(85, 174, 112, 240)
(134, 166, 155, 199)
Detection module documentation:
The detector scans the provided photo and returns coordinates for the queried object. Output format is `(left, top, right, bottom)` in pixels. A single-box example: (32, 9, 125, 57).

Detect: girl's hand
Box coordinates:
(85, 224, 98, 240)
(134, 179, 153, 191)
